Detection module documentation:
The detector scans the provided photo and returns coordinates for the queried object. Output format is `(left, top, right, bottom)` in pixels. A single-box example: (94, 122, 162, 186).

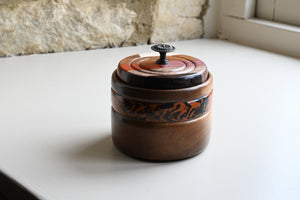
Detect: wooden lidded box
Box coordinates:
(111, 44, 213, 161)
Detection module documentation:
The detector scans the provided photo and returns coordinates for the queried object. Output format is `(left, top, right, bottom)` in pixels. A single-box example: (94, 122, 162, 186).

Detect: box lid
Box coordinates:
(117, 44, 208, 89)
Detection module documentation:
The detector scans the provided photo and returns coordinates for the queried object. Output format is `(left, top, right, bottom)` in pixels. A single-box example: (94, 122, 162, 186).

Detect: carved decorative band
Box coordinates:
(111, 89, 213, 122)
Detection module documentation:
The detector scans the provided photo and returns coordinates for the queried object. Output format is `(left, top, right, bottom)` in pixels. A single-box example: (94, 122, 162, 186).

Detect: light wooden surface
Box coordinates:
(0, 39, 299, 200)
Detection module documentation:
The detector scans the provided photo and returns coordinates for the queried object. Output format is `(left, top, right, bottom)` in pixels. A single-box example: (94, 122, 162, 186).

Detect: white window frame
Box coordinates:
(220, 0, 300, 58)
(256, 0, 300, 27)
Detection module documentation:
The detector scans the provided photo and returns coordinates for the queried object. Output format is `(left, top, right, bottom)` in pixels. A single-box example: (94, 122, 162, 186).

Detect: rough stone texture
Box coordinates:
(124, 0, 155, 46)
(0, 0, 136, 56)
(0, 0, 207, 57)
(151, 0, 206, 43)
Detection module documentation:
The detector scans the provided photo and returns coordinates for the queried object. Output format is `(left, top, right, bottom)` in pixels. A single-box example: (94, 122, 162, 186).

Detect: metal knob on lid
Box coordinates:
(151, 44, 175, 65)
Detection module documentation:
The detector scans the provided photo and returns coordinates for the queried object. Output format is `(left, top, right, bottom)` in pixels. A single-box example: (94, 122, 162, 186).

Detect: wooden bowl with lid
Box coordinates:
(111, 44, 213, 161)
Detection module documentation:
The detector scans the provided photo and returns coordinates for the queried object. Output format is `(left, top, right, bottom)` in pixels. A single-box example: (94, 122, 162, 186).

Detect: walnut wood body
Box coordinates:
(111, 70, 213, 161)
(112, 109, 212, 161)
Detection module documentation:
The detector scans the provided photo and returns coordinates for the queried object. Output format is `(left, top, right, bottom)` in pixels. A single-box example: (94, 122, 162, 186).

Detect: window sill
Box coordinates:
(221, 16, 300, 58)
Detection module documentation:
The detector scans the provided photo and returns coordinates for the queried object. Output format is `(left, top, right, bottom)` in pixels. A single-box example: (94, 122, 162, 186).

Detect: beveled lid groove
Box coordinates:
(117, 44, 208, 89)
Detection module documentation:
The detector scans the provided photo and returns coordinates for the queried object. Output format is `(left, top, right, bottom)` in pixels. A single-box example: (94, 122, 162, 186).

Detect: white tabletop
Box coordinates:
(0, 39, 299, 200)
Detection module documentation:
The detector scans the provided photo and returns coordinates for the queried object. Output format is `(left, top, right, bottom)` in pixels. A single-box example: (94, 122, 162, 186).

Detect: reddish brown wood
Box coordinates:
(111, 51, 213, 161)
(117, 54, 208, 89)
(112, 109, 212, 161)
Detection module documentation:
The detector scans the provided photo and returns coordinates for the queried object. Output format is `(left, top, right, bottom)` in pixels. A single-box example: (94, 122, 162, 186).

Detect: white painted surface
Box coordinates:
(256, 0, 275, 21)
(221, 0, 300, 58)
(222, 0, 255, 18)
(0, 39, 300, 200)
(274, 0, 300, 26)
(256, 0, 300, 26)
(221, 16, 300, 58)
(203, 0, 221, 38)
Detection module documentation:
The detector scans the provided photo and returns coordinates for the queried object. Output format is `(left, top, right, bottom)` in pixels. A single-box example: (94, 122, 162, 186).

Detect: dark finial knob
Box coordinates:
(151, 44, 175, 65)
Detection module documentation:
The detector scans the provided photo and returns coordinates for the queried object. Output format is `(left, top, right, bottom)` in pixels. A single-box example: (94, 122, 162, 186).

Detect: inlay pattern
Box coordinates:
(112, 89, 213, 122)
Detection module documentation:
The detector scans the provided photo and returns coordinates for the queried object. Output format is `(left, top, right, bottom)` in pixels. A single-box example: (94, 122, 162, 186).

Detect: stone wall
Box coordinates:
(0, 0, 207, 57)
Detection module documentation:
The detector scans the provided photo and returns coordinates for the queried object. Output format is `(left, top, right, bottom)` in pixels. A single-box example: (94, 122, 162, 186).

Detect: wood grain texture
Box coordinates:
(112, 108, 212, 161)
(111, 68, 213, 161)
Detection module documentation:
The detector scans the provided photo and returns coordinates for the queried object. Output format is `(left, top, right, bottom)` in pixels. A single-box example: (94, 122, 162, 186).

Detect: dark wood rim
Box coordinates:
(111, 70, 213, 103)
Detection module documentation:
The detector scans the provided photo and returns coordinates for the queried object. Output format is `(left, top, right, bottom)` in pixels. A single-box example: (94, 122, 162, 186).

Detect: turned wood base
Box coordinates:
(112, 108, 212, 161)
